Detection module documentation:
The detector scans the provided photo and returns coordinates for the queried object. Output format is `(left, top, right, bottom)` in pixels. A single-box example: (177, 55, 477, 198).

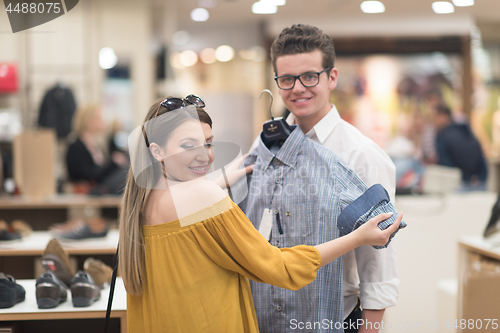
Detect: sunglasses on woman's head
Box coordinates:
(154, 94, 206, 118)
(143, 94, 206, 147)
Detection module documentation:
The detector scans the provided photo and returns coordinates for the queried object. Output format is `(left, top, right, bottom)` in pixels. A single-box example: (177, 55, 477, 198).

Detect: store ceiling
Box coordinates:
(166, 0, 500, 38)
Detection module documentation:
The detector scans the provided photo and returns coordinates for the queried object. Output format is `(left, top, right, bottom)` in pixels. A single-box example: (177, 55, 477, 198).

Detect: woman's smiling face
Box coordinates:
(159, 119, 214, 182)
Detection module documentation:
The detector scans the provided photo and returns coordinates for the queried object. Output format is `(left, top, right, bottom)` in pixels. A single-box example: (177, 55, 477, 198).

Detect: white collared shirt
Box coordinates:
(287, 105, 400, 318)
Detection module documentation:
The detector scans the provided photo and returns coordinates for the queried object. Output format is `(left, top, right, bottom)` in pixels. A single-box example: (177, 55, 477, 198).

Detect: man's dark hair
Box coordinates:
(270, 24, 335, 75)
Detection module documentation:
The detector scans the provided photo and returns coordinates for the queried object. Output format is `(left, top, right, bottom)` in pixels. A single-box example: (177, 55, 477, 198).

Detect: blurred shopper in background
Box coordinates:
(433, 104, 487, 190)
(65, 104, 128, 195)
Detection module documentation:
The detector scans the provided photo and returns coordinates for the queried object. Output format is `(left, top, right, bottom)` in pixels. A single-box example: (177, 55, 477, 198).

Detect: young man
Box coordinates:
(253, 24, 398, 333)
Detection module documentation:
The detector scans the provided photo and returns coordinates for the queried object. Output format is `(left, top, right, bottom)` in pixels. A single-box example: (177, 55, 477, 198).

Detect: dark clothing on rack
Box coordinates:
(435, 123, 487, 183)
(66, 138, 126, 195)
(38, 84, 76, 139)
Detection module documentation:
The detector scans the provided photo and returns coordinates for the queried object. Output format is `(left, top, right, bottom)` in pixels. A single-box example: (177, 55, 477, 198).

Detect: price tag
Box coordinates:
(258, 208, 273, 241)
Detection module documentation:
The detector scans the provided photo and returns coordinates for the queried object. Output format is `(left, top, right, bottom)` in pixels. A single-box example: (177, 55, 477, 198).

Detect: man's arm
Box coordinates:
(360, 309, 385, 333)
(352, 144, 399, 332)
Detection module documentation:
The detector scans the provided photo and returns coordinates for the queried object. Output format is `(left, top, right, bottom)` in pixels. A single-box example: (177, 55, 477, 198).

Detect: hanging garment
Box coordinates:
(240, 126, 405, 333)
(38, 84, 77, 139)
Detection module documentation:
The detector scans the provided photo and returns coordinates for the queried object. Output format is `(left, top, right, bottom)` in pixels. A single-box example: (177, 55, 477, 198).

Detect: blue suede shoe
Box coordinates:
(0, 273, 25, 308)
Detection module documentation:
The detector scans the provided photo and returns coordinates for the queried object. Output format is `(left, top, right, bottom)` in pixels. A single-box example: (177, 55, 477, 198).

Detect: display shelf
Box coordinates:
(457, 235, 500, 333)
(0, 194, 121, 231)
(0, 230, 119, 279)
(0, 194, 121, 210)
(0, 278, 127, 333)
(457, 235, 500, 261)
(0, 230, 119, 256)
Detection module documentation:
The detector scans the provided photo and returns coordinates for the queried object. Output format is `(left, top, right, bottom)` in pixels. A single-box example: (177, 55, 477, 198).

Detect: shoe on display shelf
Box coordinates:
(84, 257, 113, 289)
(41, 238, 76, 286)
(53, 218, 109, 241)
(10, 219, 32, 238)
(0, 273, 26, 308)
(35, 271, 68, 309)
(70, 271, 101, 307)
(0, 220, 22, 242)
(49, 218, 84, 235)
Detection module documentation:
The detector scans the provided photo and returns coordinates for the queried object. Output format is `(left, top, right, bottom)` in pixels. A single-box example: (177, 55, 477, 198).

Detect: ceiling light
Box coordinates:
(252, 1, 277, 14)
(191, 8, 209, 21)
(452, 0, 473, 6)
(99, 48, 118, 69)
(200, 48, 216, 64)
(180, 50, 198, 67)
(215, 45, 235, 62)
(360, 1, 385, 13)
(432, 1, 454, 13)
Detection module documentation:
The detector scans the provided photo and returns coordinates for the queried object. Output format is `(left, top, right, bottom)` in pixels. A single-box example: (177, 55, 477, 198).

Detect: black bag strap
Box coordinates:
(104, 243, 119, 333)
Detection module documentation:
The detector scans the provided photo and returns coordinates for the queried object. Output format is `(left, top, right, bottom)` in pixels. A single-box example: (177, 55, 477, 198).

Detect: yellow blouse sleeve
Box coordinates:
(188, 201, 322, 291)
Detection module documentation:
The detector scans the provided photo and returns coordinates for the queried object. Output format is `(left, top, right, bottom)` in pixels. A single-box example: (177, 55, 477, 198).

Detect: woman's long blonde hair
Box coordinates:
(118, 100, 212, 295)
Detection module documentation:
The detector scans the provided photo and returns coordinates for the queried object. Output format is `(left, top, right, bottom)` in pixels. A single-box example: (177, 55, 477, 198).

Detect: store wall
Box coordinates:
(165, 22, 271, 149)
(0, 0, 154, 130)
(94, 0, 154, 124)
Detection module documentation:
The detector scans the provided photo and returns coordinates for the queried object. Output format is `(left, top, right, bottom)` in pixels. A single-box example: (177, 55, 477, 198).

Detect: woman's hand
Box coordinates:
(354, 212, 403, 247)
(315, 212, 403, 268)
(216, 154, 255, 189)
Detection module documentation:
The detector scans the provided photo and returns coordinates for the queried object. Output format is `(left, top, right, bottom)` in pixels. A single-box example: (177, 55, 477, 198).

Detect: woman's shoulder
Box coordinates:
(185, 179, 227, 202)
(170, 179, 228, 218)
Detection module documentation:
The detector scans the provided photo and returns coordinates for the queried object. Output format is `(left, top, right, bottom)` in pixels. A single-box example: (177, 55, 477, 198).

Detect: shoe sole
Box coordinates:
(41, 254, 73, 286)
(71, 283, 100, 307)
(0, 297, 24, 308)
(37, 297, 62, 309)
(36, 283, 66, 309)
(0, 300, 17, 308)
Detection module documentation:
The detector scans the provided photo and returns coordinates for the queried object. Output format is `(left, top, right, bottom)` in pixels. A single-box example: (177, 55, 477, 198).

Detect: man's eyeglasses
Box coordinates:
(274, 68, 331, 90)
(154, 94, 206, 118)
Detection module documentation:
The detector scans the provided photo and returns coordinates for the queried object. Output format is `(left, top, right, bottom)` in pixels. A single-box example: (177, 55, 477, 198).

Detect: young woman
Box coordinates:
(119, 95, 402, 332)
